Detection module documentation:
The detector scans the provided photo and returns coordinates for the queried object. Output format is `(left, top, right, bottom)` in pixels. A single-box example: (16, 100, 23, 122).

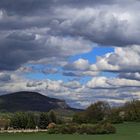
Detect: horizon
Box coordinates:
(0, 0, 140, 109)
(0, 90, 126, 109)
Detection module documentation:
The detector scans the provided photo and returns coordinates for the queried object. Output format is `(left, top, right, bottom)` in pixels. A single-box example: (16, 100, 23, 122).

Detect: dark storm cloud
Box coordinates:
(0, 0, 139, 72)
(0, 30, 91, 70)
(0, 0, 52, 15)
(7, 32, 36, 41)
(0, 34, 42, 70)
(56, 9, 140, 46)
(0, 0, 114, 15)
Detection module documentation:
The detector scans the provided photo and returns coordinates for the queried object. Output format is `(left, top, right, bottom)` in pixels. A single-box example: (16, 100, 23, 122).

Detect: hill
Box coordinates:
(0, 91, 72, 112)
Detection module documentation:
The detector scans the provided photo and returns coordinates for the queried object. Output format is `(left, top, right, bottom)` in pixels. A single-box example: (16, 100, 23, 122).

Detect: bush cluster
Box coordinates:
(47, 122, 116, 135)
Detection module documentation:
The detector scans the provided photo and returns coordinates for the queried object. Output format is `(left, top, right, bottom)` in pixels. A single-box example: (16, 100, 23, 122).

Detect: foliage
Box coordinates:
(73, 112, 87, 124)
(123, 100, 140, 122)
(48, 123, 79, 134)
(0, 123, 140, 140)
(38, 112, 49, 129)
(86, 101, 111, 123)
(26, 113, 36, 129)
(10, 112, 28, 129)
(73, 101, 111, 124)
(93, 122, 116, 134)
(47, 122, 116, 135)
(107, 108, 123, 124)
(47, 123, 56, 129)
(3, 99, 140, 132)
(10, 112, 37, 129)
(48, 110, 57, 123)
(9, 111, 58, 130)
(77, 122, 116, 134)
(0, 119, 10, 130)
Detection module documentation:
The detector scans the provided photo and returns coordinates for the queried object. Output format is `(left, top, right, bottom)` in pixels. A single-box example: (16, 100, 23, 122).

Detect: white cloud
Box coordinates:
(87, 77, 110, 88)
(64, 58, 90, 71)
(87, 77, 140, 89)
(90, 45, 140, 72)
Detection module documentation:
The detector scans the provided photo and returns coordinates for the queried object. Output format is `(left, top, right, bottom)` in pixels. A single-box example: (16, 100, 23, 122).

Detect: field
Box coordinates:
(0, 122, 140, 140)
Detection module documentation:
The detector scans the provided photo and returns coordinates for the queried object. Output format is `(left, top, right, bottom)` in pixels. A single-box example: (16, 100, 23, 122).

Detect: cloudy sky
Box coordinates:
(0, 0, 140, 108)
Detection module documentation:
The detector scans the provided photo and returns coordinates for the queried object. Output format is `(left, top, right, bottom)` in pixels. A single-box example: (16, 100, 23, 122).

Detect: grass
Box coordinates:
(0, 122, 140, 140)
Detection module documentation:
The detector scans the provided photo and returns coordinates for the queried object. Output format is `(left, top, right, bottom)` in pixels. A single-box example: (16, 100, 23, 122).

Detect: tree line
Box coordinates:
(73, 100, 140, 124)
(0, 110, 57, 130)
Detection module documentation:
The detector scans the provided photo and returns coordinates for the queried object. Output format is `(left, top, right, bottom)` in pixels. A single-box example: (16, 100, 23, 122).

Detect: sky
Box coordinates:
(0, 0, 140, 109)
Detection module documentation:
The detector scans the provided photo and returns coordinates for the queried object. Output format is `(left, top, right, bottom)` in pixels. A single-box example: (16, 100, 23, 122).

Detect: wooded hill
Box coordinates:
(0, 91, 72, 112)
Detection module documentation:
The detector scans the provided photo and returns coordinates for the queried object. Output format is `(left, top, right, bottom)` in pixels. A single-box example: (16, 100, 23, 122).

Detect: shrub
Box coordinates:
(61, 124, 77, 134)
(47, 127, 60, 134)
(48, 123, 79, 134)
(77, 124, 87, 134)
(0, 119, 10, 130)
(94, 122, 116, 134)
(47, 123, 56, 129)
(77, 123, 116, 135)
(47, 122, 116, 135)
(78, 124, 96, 134)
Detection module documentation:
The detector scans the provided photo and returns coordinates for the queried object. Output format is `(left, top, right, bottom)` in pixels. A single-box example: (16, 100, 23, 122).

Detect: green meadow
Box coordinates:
(0, 122, 140, 140)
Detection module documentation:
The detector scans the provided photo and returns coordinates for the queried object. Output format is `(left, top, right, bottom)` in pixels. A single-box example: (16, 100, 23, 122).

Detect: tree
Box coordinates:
(108, 108, 123, 123)
(26, 113, 36, 129)
(38, 113, 49, 129)
(48, 110, 57, 123)
(85, 101, 111, 123)
(123, 100, 140, 121)
(72, 101, 111, 124)
(10, 112, 37, 129)
(73, 112, 87, 124)
(10, 112, 28, 129)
